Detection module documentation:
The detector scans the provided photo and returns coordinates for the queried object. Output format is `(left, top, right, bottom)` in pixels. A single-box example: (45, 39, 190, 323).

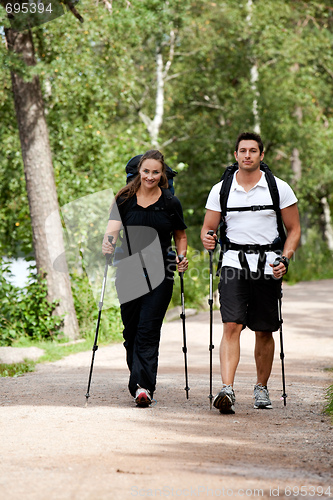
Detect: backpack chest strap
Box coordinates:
(227, 204, 274, 213)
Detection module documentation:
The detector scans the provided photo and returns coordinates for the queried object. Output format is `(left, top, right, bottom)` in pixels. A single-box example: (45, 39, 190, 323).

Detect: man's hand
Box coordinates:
(202, 231, 217, 252)
(270, 256, 289, 279)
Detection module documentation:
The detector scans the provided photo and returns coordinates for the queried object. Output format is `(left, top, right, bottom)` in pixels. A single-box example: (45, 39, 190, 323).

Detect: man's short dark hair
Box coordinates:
(235, 132, 264, 154)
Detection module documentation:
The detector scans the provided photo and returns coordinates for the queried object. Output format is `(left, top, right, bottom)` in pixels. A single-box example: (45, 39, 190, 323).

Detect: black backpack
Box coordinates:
(125, 154, 177, 194)
(216, 161, 286, 274)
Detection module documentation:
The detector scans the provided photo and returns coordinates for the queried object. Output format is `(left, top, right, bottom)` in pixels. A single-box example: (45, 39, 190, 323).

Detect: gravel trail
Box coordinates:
(0, 280, 332, 500)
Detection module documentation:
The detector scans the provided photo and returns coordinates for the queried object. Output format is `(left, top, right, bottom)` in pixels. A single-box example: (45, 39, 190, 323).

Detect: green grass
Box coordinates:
(0, 360, 36, 377)
(325, 384, 333, 417)
(0, 326, 123, 377)
(324, 368, 333, 418)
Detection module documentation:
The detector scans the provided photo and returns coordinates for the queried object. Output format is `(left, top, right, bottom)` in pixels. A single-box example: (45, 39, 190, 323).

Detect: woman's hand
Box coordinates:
(177, 255, 188, 273)
(102, 234, 115, 255)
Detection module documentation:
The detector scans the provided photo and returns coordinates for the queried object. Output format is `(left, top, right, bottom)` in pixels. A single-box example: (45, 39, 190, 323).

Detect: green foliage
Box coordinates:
(169, 246, 219, 310)
(173, 0, 333, 246)
(286, 228, 333, 283)
(0, 360, 36, 377)
(0, 259, 63, 346)
(70, 270, 123, 343)
(0, 258, 122, 350)
(1, 0, 333, 254)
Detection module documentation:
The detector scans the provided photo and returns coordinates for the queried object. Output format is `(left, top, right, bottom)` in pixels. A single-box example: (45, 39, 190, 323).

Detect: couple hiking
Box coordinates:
(102, 131, 301, 413)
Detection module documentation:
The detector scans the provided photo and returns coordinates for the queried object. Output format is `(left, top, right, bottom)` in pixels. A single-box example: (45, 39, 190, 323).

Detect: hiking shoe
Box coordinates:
(253, 383, 272, 409)
(213, 385, 235, 414)
(135, 387, 152, 407)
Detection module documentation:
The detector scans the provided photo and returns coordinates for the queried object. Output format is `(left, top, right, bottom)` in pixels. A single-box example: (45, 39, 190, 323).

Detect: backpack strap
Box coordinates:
(216, 161, 286, 275)
(260, 162, 286, 247)
(158, 188, 175, 217)
(216, 163, 237, 275)
(219, 163, 238, 218)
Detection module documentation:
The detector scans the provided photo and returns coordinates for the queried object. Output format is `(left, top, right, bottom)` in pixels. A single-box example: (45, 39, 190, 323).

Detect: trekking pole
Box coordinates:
(273, 259, 287, 406)
(207, 230, 215, 409)
(85, 235, 114, 406)
(178, 254, 190, 399)
(277, 287, 287, 406)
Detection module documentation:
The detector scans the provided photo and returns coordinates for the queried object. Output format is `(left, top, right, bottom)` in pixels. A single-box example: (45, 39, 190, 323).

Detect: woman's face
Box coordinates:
(139, 159, 163, 189)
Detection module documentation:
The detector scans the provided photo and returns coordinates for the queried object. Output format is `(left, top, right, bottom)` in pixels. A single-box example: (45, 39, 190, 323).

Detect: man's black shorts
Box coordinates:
(218, 266, 282, 332)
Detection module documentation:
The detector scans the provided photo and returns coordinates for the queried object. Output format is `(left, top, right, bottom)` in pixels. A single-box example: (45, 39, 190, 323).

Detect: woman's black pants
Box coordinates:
(120, 276, 174, 398)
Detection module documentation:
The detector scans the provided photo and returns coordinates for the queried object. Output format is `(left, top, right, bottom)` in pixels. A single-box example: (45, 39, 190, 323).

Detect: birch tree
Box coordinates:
(138, 30, 175, 148)
(246, 0, 260, 134)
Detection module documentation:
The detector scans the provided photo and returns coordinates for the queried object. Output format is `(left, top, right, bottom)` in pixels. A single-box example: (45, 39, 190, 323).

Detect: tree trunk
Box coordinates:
(291, 107, 302, 182)
(138, 31, 175, 148)
(5, 28, 79, 340)
(321, 197, 333, 252)
(291, 148, 302, 181)
(247, 0, 260, 134)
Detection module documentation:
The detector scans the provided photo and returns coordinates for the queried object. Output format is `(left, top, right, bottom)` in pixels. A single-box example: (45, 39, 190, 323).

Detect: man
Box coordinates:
(201, 132, 301, 414)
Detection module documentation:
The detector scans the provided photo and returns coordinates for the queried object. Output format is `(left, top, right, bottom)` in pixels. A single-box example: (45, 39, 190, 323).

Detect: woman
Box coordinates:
(102, 150, 188, 407)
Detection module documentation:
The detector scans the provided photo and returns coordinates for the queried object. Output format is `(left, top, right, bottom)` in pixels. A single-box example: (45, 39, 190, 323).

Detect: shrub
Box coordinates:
(70, 270, 123, 343)
(169, 246, 219, 310)
(0, 259, 63, 346)
(286, 228, 333, 283)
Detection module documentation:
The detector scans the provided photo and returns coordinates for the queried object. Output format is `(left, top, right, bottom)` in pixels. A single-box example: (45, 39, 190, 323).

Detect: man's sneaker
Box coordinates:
(135, 387, 152, 407)
(253, 383, 272, 409)
(213, 384, 235, 414)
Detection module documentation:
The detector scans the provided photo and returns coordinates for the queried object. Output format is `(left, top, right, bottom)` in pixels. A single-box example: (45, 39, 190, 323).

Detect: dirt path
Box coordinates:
(1, 280, 332, 500)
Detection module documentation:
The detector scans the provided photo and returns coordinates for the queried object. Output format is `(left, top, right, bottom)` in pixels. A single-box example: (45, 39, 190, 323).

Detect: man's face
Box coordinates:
(234, 140, 264, 172)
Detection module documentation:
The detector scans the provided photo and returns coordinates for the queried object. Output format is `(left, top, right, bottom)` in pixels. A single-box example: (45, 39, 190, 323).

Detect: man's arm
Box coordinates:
(201, 209, 221, 251)
(281, 203, 301, 260)
(270, 203, 301, 278)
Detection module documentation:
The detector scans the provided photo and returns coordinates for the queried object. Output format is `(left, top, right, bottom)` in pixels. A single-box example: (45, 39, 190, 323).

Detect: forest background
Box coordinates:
(0, 0, 332, 399)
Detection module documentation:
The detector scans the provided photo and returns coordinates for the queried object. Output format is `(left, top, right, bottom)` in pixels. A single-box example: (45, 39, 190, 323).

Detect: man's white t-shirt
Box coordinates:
(205, 171, 298, 274)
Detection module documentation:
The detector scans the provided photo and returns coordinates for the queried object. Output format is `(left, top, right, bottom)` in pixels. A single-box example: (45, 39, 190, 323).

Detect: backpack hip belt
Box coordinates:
(223, 239, 282, 254)
(221, 238, 282, 276)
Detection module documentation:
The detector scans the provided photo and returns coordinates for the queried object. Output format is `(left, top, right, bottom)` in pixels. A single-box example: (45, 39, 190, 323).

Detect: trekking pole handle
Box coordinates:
(273, 256, 289, 273)
(106, 235, 115, 265)
(178, 254, 184, 276)
(207, 230, 217, 252)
